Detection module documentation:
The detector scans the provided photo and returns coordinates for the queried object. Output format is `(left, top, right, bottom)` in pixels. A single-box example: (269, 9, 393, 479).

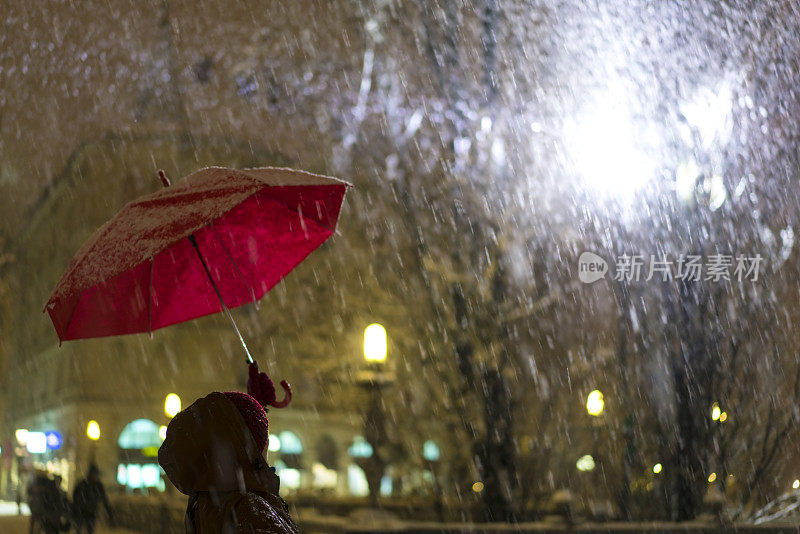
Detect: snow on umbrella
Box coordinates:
(45, 166, 351, 369)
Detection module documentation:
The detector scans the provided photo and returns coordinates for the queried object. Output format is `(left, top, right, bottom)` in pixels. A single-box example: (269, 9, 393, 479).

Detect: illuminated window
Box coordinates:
(380, 475, 392, 496)
(348, 464, 369, 496)
(347, 436, 373, 458)
(141, 464, 160, 487)
(268, 434, 281, 452)
(127, 465, 143, 489)
(274, 459, 300, 491)
(118, 419, 161, 449)
(281, 469, 301, 490)
(118, 420, 165, 492)
(312, 462, 338, 489)
(279, 431, 303, 455)
(423, 440, 440, 461)
(117, 465, 127, 485)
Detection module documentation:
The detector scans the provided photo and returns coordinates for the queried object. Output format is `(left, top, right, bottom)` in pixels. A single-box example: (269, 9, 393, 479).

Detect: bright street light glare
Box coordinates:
(564, 94, 658, 197)
(586, 390, 604, 417)
(364, 323, 387, 362)
(165, 393, 182, 417)
(653, 463, 663, 474)
(86, 420, 101, 441)
(576, 455, 596, 472)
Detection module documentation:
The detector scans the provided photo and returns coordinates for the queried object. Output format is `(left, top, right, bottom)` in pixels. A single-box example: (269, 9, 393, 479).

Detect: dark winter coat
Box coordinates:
(158, 392, 298, 534)
(72, 477, 110, 520)
(28, 474, 69, 533)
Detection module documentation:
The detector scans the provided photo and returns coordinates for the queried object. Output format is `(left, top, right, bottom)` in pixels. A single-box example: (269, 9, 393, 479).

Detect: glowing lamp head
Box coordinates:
(15, 429, 28, 446)
(165, 393, 181, 417)
(576, 454, 596, 472)
(86, 420, 101, 441)
(586, 390, 604, 417)
(363, 323, 387, 363)
(653, 463, 663, 474)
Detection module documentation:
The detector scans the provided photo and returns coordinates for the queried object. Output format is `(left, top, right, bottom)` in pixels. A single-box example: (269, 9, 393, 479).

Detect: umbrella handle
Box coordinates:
(248, 363, 292, 408)
(271, 381, 292, 408)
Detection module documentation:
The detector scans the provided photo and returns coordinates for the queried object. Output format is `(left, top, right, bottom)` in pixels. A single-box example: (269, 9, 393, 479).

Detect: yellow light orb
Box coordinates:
(653, 463, 663, 474)
(793, 479, 800, 490)
(719, 412, 728, 423)
(708, 472, 717, 483)
(165, 393, 182, 417)
(364, 323, 387, 362)
(15, 429, 28, 446)
(472, 482, 484, 493)
(86, 420, 101, 441)
(576, 455, 596, 472)
(586, 390, 604, 416)
(159, 426, 168, 441)
(711, 403, 721, 421)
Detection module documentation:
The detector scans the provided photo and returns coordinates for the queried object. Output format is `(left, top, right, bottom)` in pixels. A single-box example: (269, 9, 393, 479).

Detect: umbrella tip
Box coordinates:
(157, 169, 171, 188)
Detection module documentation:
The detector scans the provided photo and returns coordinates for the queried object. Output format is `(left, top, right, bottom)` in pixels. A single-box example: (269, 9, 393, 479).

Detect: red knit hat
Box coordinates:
(224, 363, 292, 452)
(223, 391, 270, 452)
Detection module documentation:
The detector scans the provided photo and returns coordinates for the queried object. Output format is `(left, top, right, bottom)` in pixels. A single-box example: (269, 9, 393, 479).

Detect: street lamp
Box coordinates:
(14, 429, 28, 510)
(356, 323, 394, 506)
(165, 393, 181, 418)
(86, 420, 101, 465)
(585, 390, 605, 502)
(586, 390, 604, 417)
(653, 463, 663, 475)
(86, 421, 101, 441)
(363, 323, 387, 362)
(14, 429, 28, 447)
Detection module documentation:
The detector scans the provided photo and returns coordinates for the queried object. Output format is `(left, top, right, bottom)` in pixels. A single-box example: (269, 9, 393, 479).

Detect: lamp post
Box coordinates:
(86, 420, 100, 465)
(586, 390, 605, 501)
(14, 429, 27, 514)
(356, 323, 394, 507)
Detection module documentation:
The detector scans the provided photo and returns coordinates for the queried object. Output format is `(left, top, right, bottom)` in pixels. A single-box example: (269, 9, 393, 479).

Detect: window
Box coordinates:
(279, 431, 303, 454)
(347, 464, 369, 496)
(117, 419, 165, 492)
(347, 436, 373, 458)
(423, 440, 440, 461)
(118, 419, 161, 449)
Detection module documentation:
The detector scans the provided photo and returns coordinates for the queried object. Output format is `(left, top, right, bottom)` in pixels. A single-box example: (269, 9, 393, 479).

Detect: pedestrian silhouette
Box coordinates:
(72, 464, 113, 534)
(27, 471, 70, 534)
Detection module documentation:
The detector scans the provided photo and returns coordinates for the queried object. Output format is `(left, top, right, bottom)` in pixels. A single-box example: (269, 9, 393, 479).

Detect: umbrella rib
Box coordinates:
(208, 223, 258, 308)
(56, 290, 83, 346)
(187, 234, 256, 366)
(148, 257, 154, 337)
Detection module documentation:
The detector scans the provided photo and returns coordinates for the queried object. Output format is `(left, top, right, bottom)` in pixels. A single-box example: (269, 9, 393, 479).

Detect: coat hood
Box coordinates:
(158, 392, 279, 496)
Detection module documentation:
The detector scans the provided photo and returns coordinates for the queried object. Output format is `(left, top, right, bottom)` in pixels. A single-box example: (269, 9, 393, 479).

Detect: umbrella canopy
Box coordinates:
(45, 166, 350, 345)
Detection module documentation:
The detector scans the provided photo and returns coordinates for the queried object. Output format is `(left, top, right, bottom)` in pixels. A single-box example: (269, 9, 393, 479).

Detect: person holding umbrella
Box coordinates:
(45, 166, 350, 532)
(158, 362, 297, 533)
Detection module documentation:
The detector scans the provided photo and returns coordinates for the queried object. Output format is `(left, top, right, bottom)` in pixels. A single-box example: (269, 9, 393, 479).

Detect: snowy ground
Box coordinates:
(0, 500, 138, 534)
